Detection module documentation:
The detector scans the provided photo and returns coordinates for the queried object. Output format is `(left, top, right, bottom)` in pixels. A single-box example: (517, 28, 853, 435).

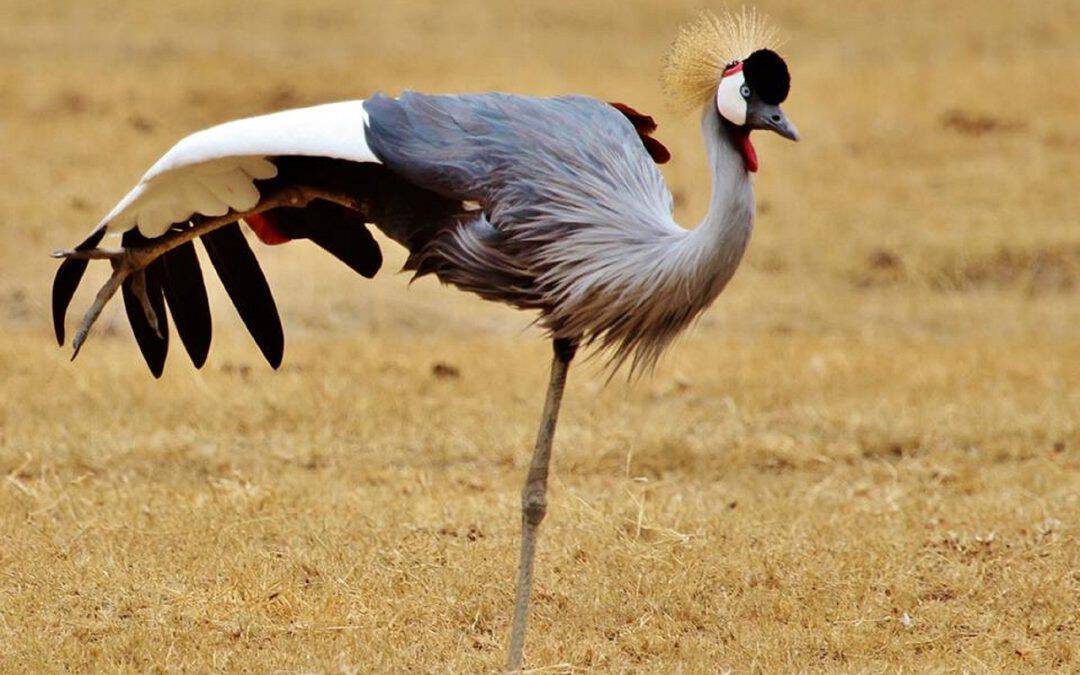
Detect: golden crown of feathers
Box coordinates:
(662, 7, 785, 112)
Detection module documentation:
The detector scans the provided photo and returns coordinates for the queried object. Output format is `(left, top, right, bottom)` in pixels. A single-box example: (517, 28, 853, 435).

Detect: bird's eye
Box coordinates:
(740, 85, 751, 99)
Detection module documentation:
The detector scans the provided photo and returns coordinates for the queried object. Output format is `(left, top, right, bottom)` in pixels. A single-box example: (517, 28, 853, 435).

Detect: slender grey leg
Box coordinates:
(507, 338, 577, 672)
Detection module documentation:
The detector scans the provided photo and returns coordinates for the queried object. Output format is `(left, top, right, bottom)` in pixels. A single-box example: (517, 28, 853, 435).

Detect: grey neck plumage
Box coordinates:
(592, 103, 755, 372)
(696, 103, 754, 240)
(678, 103, 755, 298)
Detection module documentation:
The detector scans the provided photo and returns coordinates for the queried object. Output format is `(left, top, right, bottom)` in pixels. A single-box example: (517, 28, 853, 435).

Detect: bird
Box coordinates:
(50, 9, 797, 670)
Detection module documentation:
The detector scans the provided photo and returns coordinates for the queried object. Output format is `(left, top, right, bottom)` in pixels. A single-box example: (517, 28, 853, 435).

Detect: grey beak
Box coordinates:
(767, 107, 800, 142)
(746, 101, 801, 142)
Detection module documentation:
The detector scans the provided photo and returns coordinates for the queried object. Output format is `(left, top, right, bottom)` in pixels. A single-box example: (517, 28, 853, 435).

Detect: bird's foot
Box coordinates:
(51, 184, 362, 360)
(54, 245, 161, 359)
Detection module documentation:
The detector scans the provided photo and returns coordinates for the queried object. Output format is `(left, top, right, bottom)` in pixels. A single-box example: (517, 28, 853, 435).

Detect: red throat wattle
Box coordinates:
(734, 129, 758, 173)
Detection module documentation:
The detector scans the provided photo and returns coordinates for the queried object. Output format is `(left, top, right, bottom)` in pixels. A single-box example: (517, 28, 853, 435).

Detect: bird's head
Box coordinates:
(715, 49, 798, 141)
(662, 9, 799, 169)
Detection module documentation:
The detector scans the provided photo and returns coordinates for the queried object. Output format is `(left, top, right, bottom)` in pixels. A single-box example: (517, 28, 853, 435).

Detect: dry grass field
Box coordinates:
(1, 0, 1078, 671)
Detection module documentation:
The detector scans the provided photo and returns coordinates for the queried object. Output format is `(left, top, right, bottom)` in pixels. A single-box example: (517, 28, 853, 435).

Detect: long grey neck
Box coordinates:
(683, 104, 755, 280)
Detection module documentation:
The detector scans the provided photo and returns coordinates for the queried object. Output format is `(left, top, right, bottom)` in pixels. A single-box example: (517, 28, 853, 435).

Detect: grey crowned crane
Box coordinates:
(50, 10, 797, 670)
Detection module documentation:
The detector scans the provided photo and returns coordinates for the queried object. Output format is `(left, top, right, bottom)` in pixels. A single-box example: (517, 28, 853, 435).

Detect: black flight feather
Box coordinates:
(201, 222, 284, 368)
(121, 258, 170, 378)
(161, 239, 212, 368)
(52, 227, 105, 346)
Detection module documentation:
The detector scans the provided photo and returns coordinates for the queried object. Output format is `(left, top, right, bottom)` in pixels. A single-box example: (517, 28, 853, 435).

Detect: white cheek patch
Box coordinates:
(716, 69, 748, 126)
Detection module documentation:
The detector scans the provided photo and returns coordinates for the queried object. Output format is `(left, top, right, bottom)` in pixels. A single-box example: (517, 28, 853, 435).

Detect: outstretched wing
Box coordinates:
(53, 92, 681, 377)
(100, 100, 379, 238)
(52, 101, 391, 377)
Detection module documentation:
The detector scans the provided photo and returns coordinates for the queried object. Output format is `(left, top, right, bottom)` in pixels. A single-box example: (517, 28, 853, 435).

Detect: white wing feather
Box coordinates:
(100, 100, 380, 238)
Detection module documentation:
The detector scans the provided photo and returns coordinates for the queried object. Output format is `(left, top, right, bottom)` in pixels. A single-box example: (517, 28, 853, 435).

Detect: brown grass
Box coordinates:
(1, 0, 1078, 671)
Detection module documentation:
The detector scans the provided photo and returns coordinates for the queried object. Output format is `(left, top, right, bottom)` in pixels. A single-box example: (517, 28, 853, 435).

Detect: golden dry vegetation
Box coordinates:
(1, 0, 1078, 671)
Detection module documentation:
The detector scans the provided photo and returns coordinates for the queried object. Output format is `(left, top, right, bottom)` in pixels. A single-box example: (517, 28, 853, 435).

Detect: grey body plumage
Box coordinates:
(367, 92, 754, 373)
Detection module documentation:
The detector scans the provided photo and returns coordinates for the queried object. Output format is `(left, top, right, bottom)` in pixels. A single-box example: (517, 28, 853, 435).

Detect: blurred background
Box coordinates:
(0, 0, 1077, 670)
(2, 0, 1078, 350)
